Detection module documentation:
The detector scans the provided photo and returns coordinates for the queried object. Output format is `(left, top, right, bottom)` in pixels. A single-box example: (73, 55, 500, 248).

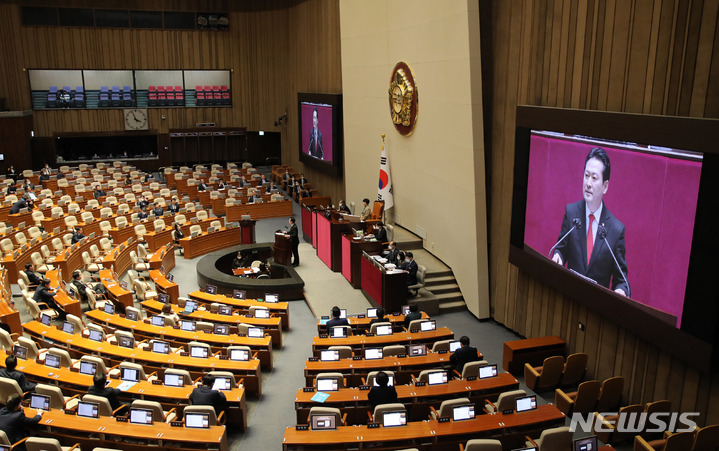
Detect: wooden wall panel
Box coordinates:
(0, 0, 345, 203)
(486, 0, 719, 425)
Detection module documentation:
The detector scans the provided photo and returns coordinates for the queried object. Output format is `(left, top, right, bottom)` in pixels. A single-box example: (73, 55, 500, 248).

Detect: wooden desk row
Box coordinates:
(4, 357, 247, 431)
(315, 312, 430, 334)
(294, 373, 520, 425)
(22, 321, 263, 398)
(282, 404, 565, 451)
(85, 309, 274, 371)
(179, 226, 246, 259)
(148, 245, 177, 272)
(303, 351, 475, 387)
(0, 266, 20, 334)
(141, 299, 284, 349)
(225, 200, 293, 222)
(311, 327, 454, 355)
(188, 290, 291, 331)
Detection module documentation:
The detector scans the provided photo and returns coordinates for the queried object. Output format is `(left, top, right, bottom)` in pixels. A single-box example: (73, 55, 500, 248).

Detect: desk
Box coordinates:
(0, 267, 20, 334)
(226, 200, 293, 221)
(502, 336, 566, 375)
(85, 309, 274, 371)
(148, 244, 176, 271)
(180, 227, 245, 259)
(188, 290, 290, 331)
(149, 269, 180, 302)
(101, 238, 138, 275)
(301, 206, 313, 244)
(141, 299, 284, 349)
(45, 269, 82, 318)
(294, 373, 519, 425)
(99, 269, 134, 310)
(37, 409, 228, 451)
(282, 404, 565, 451)
(315, 213, 354, 272)
(361, 252, 407, 313)
(23, 321, 263, 397)
(311, 327, 454, 356)
(52, 235, 103, 277)
(303, 351, 468, 387)
(7, 357, 247, 431)
(341, 234, 383, 288)
(316, 312, 429, 334)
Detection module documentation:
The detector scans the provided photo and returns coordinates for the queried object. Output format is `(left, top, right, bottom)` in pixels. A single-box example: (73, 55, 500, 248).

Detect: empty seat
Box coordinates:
(524, 355, 565, 392)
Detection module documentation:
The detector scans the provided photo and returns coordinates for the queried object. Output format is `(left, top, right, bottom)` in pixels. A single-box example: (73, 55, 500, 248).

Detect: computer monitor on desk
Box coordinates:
(77, 401, 99, 419)
(129, 408, 154, 425)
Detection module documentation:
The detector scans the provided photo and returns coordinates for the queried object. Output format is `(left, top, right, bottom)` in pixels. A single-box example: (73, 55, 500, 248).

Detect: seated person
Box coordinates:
(39, 169, 50, 182)
(137, 206, 149, 221)
(265, 182, 278, 194)
(23, 186, 37, 202)
(368, 371, 397, 409)
(24, 263, 42, 288)
(259, 174, 268, 185)
(386, 241, 399, 265)
(167, 198, 180, 214)
(375, 222, 388, 243)
(189, 374, 228, 415)
(0, 393, 42, 448)
(197, 179, 208, 191)
(231, 251, 244, 269)
(124, 174, 133, 186)
(326, 306, 349, 329)
(217, 178, 227, 189)
(338, 200, 351, 214)
(144, 173, 154, 183)
(403, 303, 422, 327)
(88, 372, 122, 411)
(136, 196, 149, 210)
(449, 336, 481, 374)
(70, 270, 88, 302)
(396, 251, 407, 270)
(71, 226, 85, 244)
(152, 203, 164, 217)
(257, 263, 270, 279)
(34, 278, 64, 320)
(0, 355, 37, 392)
(9, 197, 27, 214)
(249, 190, 262, 203)
(172, 223, 184, 246)
(238, 176, 248, 188)
(159, 303, 180, 324)
(93, 186, 106, 199)
(368, 307, 387, 327)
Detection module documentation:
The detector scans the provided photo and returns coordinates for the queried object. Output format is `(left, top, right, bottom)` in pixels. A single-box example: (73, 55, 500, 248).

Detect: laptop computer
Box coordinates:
(121, 367, 140, 382)
(311, 414, 337, 430)
(164, 373, 184, 387)
(77, 401, 100, 419)
(189, 345, 208, 358)
(211, 377, 231, 391)
(88, 329, 103, 342)
(41, 313, 52, 326)
(364, 348, 383, 360)
(118, 335, 134, 349)
(151, 341, 170, 354)
(320, 350, 339, 361)
(45, 354, 61, 369)
(330, 326, 347, 338)
(316, 378, 339, 392)
(479, 364, 498, 379)
(408, 344, 427, 357)
(129, 408, 154, 425)
(217, 304, 232, 315)
(515, 395, 538, 413)
(233, 289, 246, 299)
(427, 371, 448, 385)
(265, 293, 279, 303)
(248, 327, 264, 338)
(213, 323, 229, 335)
(254, 308, 270, 318)
(29, 393, 51, 411)
(181, 320, 196, 332)
(574, 436, 598, 451)
(452, 404, 476, 421)
(185, 412, 210, 429)
(419, 320, 436, 332)
(13, 345, 27, 360)
(79, 361, 97, 375)
(183, 300, 197, 314)
(375, 324, 393, 336)
(382, 411, 407, 427)
(205, 284, 217, 295)
(229, 348, 250, 361)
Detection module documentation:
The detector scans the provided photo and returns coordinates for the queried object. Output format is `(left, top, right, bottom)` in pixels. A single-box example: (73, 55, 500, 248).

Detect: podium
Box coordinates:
(274, 232, 292, 265)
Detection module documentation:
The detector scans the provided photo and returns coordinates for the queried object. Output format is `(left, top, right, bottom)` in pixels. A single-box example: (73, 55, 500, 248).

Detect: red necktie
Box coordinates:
(587, 214, 595, 265)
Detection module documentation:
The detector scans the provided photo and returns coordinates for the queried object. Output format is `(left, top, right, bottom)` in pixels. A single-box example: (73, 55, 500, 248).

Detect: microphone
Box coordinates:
(548, 218, 581, 260)
(597, 224, 630, 297)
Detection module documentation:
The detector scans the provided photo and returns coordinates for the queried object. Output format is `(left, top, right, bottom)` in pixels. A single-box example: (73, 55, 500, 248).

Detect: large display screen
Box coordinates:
(297, 92, 343, 177)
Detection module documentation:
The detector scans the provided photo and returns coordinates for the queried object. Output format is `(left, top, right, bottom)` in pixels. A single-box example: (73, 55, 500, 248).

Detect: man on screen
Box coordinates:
(552, 147, 629, 296)
(307, 107, 324, 159)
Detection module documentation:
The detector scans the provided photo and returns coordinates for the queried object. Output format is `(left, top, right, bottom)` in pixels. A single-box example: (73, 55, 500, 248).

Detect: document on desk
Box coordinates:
(117, 381, 138, 391)
(311, 392, 330, 403)
(386, 269, 405, 274)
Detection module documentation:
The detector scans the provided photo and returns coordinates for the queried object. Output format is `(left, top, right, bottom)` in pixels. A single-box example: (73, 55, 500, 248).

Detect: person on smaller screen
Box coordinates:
(360, 198, 371, 221)
(307, 107, 324, 159)
(368, 371, 397, 409)
(551, 147, 629, 296)
(338, 200, 351, 214)
(326, 306, 349, 329)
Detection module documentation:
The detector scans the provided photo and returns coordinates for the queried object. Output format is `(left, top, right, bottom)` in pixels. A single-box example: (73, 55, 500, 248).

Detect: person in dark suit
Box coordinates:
(404, 252, 418, 286)
(0, 393, 42, 447)
(88, 372, 123, 411)
(386, 241, 399, 265)
(71, 270, 88, 303)
(167, 198, 180, 214)
(93, 186, 106, 199)
(307, 107, 324, 159)
(326, 306, 349, 329)
(137, 206, 149, 221)
(552, 147, 629, 296)
(375, 222, 388, 243)
(152, 202, 163, 217)
(403, 303, 422, 328)
(367, 371, 397, 409)
(189, 374, 228, 415)
(338, 200, 351, 214)
(9, 198, 27, 214)
(33, 279, 64, 320)
(136, 195, 149, 210)
(24, 263, 42, 288)
(238, 176, 248, 188)
(288, 216, 300, 266)
(71, 226, 85, 244)
(217, 178, 227, 189)
(249, 190, 262, 203)
(264, 182, 278, 194)
(368, 307, 387, 327)
(6, 166, 17, 182)
(450, 336, 481, 374)
(6, 183, 17, 195)
(0, 355, 36, 392)
(197, 179, 208, 191)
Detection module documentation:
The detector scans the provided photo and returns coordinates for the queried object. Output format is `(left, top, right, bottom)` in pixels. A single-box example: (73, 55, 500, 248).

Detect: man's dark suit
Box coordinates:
(450, 345, 480, 374)
(386, 248, 399, 265)
(553, 200, 628, 294)
(288, 223, 300, 265)
(326, 317, 349, 329)
(88, 385, 123, 411)
(308, 128, 323, 159)
(0, 406, 41, 444)
(189, 385, 228, 414)
(375, 227, 388, 243)
(405, 260, 418, 286)
(0, 368, 36, 392)
(368, 385, 398, 409)
(24, 270, 41, 286)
